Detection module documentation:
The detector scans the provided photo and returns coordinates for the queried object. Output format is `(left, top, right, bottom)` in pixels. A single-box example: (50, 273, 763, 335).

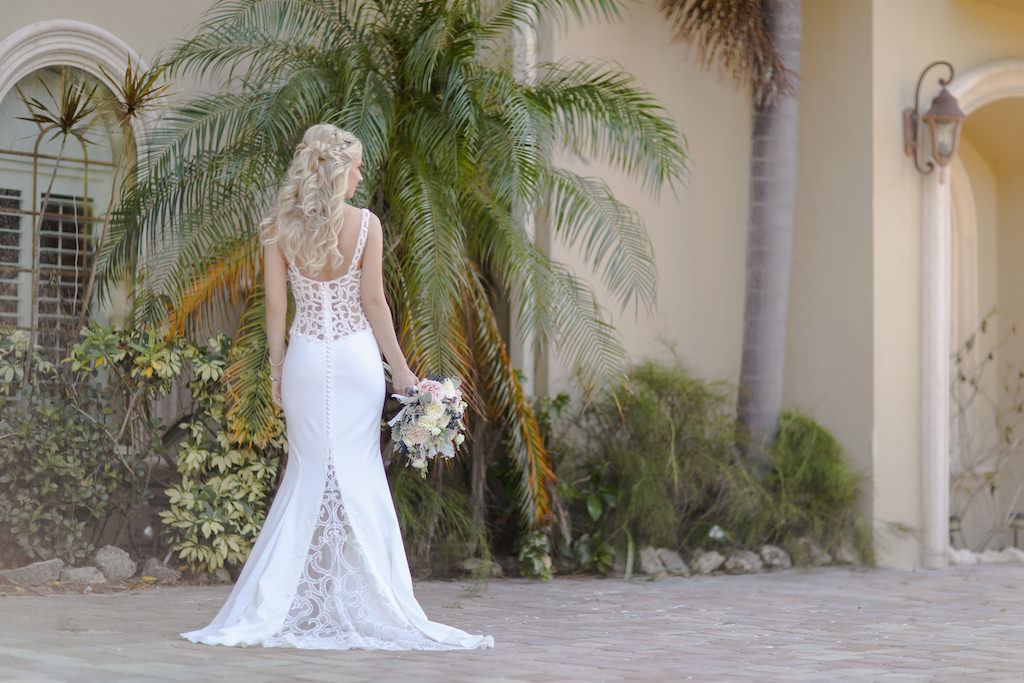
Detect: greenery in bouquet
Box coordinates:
(388, 376, 467, 477)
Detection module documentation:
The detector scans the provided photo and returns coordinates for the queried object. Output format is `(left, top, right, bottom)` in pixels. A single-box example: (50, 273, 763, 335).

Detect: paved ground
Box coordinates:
(1, 564, 1023, 682)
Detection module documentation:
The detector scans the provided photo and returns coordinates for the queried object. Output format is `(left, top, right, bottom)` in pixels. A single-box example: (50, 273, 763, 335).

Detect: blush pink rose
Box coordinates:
(405, 425, 431, 445)
(419, 379, 446, 402)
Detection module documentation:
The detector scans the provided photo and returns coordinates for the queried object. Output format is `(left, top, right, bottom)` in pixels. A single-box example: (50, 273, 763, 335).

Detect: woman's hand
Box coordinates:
(391, 368, 419, 396)
(270, 376, 283, 409)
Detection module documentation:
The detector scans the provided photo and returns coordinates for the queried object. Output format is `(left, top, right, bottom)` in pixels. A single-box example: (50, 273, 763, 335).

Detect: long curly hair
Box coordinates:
(261, 123, 363, 272)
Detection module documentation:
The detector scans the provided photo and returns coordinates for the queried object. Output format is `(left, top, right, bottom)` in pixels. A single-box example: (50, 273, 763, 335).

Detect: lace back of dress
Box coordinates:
(288, 208, 371, 342)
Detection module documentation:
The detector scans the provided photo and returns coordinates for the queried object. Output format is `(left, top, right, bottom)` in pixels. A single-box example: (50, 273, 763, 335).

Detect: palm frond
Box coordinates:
(224, 285, 281, 447)
(468, 270, 553, 529)
(527, 59, 687, 197)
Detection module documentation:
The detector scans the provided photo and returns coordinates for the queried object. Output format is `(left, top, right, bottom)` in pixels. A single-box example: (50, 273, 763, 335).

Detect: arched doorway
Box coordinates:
(921, 60, 1024, 567)
(947, 97, 1024, 553)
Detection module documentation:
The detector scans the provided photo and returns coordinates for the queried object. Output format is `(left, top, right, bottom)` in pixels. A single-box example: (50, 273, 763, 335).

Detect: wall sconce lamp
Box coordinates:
(903, 61, 967, 174)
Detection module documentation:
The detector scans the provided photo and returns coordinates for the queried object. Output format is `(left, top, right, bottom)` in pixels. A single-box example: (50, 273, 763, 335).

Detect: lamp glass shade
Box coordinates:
(921, 87, 967, 167)
(932, 119, 959, 160)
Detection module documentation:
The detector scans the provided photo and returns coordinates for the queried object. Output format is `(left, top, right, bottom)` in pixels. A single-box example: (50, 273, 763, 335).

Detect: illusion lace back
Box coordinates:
(182, 208, 493, 651)
(288, 208, 370, 342)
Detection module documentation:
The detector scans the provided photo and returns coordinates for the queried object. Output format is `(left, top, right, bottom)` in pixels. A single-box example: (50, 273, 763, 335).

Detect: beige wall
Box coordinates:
(1, 0, 213, 97)
(959, 139, 998, 333)
(784, 0, 874, 532)
(546, 1, 750, 394)
(2, 1, 209, 66)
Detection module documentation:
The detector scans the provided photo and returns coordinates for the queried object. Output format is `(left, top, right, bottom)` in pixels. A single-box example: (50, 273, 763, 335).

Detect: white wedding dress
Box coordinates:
(182, 208, 493, 651)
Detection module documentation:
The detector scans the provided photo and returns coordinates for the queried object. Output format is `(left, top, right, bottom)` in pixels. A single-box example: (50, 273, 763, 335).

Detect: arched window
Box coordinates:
(0, 66, 123, 358)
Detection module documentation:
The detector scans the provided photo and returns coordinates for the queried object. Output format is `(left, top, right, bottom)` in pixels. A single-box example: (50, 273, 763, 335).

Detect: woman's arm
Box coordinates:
(264, 240, 289, 408)
(360, 212, 418, 394)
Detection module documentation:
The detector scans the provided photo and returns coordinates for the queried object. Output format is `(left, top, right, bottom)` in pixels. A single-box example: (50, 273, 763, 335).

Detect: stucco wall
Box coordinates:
(545, 1, 750, 395)
(1, 1, 209, 66)
(1, 0, 212, 97)
(783, 0, 874, 540)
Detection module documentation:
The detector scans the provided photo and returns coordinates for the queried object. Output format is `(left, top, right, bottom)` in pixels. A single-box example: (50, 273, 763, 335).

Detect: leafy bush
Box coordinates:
(389, 465, 488, 578)
(552, 361, 871, 570)
(159, 335, 285, 573)
(516, 530, 553, 580)
(769, 411, 873, 563)
(555, 363, 743, 550)
(0, 328, 164, 567)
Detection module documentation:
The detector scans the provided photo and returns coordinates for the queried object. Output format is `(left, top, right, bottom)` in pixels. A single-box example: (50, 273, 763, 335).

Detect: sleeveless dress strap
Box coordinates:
(347, 209, 370, 275)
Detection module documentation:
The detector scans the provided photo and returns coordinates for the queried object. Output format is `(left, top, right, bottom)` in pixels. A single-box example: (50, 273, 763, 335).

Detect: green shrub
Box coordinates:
(768, 411, 873, 563)
(389, 465, 487, 578)
(159, 335, 285, 573)
(555, 362, 745, 551)
(516, 530, 553, 580)
(552, 361, 872, 568)
(0, 328, 160, 567)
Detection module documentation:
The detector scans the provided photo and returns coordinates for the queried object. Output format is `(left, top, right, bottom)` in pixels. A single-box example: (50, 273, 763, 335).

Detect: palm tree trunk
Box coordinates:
(736, 0, 802, 474)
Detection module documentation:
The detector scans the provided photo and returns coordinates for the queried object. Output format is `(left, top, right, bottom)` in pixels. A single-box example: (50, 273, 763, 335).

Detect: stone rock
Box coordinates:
(60, 566, 107, 584)
(93, 545, 136, 583)
(834, 539, 860, 565)
(0, 558, 63, 586)
(494, 554, 518, 576)
(213, 568, 232, 584)
(459, 558, 503, 577)
(639, 546, 666, 576)
(796, 536, 833, 566)
(725, 550, 763, 574)
(654, 548, 689, 575)
(691, 549, 725, 575)
(139, 557, 181, 584)
(760, 544, 792, 570)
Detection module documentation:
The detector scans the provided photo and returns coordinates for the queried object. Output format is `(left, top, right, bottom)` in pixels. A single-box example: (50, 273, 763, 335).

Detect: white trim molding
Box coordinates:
(0, 19, 152, 136)
(920, 59, 1024, 568)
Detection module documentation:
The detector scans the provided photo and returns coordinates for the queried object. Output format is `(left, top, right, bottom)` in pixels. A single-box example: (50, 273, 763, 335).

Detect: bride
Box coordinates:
(182, 124, 493, 651)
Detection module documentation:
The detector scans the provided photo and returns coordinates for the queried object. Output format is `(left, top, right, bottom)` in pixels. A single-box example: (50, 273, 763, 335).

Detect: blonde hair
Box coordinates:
(261, 124, 363, 272)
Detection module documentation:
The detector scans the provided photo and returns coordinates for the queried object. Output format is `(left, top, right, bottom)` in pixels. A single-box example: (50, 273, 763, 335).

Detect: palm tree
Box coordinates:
(102, 0, 686, 533)
(659, 0, 801, 474)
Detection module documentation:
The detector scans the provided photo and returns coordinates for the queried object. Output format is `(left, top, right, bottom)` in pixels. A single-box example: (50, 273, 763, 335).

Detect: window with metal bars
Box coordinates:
(0, 188, 21, 331)
(37, 193, 92, 356)
(0, 188, 95, 359)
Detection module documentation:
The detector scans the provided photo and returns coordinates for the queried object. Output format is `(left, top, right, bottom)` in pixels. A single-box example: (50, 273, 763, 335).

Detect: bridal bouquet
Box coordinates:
(388, 375, 467, 477)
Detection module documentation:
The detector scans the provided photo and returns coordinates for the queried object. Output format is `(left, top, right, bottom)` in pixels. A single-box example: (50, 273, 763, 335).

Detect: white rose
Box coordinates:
(455, 433, 465, 445)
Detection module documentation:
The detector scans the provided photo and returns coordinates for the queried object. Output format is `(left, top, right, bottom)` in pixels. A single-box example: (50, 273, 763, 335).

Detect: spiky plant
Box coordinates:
(102, 0, 686, 531)
(78, 59, 172, 328)
(16, 68, 100, 386)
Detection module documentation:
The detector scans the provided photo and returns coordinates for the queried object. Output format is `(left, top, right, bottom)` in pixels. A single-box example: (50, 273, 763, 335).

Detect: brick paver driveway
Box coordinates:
(1, 564, 1023, 681)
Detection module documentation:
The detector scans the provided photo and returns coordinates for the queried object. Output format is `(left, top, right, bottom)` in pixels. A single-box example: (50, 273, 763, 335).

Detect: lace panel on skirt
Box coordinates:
(264, 459, 451, 651)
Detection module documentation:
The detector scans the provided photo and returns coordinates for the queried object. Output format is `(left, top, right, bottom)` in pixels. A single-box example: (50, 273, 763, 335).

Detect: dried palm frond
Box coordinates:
(658, 0, 795, 106)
